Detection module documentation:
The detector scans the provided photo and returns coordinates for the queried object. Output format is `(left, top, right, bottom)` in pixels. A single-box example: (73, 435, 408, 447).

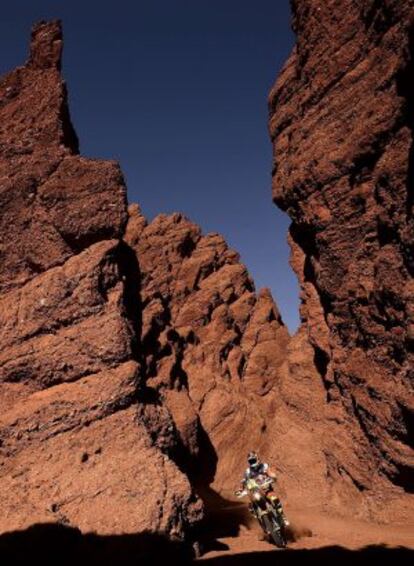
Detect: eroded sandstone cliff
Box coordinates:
(0, 20, 294, 545)
(0, 21, 200, 541)
(269, 0, 414, 514)
(125, 205, 290, 496)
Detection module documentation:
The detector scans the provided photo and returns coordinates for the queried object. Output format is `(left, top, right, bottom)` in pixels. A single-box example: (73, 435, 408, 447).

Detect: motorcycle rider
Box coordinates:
(241, 451, 289, 527)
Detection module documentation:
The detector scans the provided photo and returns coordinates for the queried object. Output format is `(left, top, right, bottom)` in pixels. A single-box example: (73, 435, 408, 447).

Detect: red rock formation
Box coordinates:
(125, 205, 290, 494)
(125, 209, 350, 522)
(0, 21, 200, 540)
(124, 206, 380, 521)
(3, 5, 413, 548)
(0, 20, 293, 545)
(269, 0, 414, 514)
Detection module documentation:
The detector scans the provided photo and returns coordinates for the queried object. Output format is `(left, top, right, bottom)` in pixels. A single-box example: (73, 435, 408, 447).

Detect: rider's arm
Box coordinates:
(265, 464, 277, 480)
(236, 475, 248, 497)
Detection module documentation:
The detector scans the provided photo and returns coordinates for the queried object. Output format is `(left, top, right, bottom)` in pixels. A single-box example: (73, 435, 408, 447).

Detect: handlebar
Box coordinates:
(234, 489, 247, 498)
(235, 477, 273, 497)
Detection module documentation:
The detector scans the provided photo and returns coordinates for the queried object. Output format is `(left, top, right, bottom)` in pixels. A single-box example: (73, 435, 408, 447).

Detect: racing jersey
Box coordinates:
(243, 462, 274, 489)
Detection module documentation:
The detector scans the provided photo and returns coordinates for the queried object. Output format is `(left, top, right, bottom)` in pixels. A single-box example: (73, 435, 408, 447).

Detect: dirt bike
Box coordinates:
(235, 477, 287, 548)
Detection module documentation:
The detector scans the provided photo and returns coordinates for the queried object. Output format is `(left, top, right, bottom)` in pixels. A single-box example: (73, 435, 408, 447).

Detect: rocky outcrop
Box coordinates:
(0, 21, 200, 540)
(269, 0, 414, 509)
(125, 206, 290, 494)
(0, 20, 293, 544)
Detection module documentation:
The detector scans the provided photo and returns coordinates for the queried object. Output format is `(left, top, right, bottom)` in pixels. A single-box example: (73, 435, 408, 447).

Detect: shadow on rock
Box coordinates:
(200, 545, 414, 566)
(0, 523, 193, 566)
(2, 524, 413, 566)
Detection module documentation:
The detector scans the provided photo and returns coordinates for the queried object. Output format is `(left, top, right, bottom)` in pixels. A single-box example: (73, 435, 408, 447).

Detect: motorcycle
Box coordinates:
(235, 477, 287, 548)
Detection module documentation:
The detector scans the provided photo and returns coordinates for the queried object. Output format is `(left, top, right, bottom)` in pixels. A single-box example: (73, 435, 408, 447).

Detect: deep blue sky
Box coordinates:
(0, 1, 300, 332)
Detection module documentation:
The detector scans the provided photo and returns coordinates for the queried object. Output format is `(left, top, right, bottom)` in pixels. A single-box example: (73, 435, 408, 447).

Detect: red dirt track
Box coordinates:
(199, 508, 414, 564)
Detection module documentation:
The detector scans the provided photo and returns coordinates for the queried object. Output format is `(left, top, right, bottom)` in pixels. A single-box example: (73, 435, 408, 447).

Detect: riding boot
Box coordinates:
(271, 497, 290, 528)
(277, 506, 290, 528)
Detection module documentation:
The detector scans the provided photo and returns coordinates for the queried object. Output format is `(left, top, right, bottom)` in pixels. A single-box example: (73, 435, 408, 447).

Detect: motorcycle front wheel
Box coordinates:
(262, 514, 286, 548)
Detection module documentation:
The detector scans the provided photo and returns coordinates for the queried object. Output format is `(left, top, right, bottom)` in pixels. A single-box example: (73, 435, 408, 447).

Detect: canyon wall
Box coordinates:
(124, 206, 365, 515)
(125, 205, 291, 497)
(0, 20, 296, 544)
(0, 21, 201, 541)
(269, 0, 414, 511)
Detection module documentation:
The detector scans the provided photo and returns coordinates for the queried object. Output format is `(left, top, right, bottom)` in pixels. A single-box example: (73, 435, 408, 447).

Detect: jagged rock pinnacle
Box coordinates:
(29, 20, 63, 70)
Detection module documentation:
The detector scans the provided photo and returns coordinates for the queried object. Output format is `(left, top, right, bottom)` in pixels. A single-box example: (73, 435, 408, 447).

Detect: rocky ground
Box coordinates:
(199, 508, 414, 562)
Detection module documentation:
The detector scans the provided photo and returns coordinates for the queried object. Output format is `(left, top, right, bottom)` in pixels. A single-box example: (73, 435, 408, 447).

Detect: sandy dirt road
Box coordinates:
(199, 509, 414, 565)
